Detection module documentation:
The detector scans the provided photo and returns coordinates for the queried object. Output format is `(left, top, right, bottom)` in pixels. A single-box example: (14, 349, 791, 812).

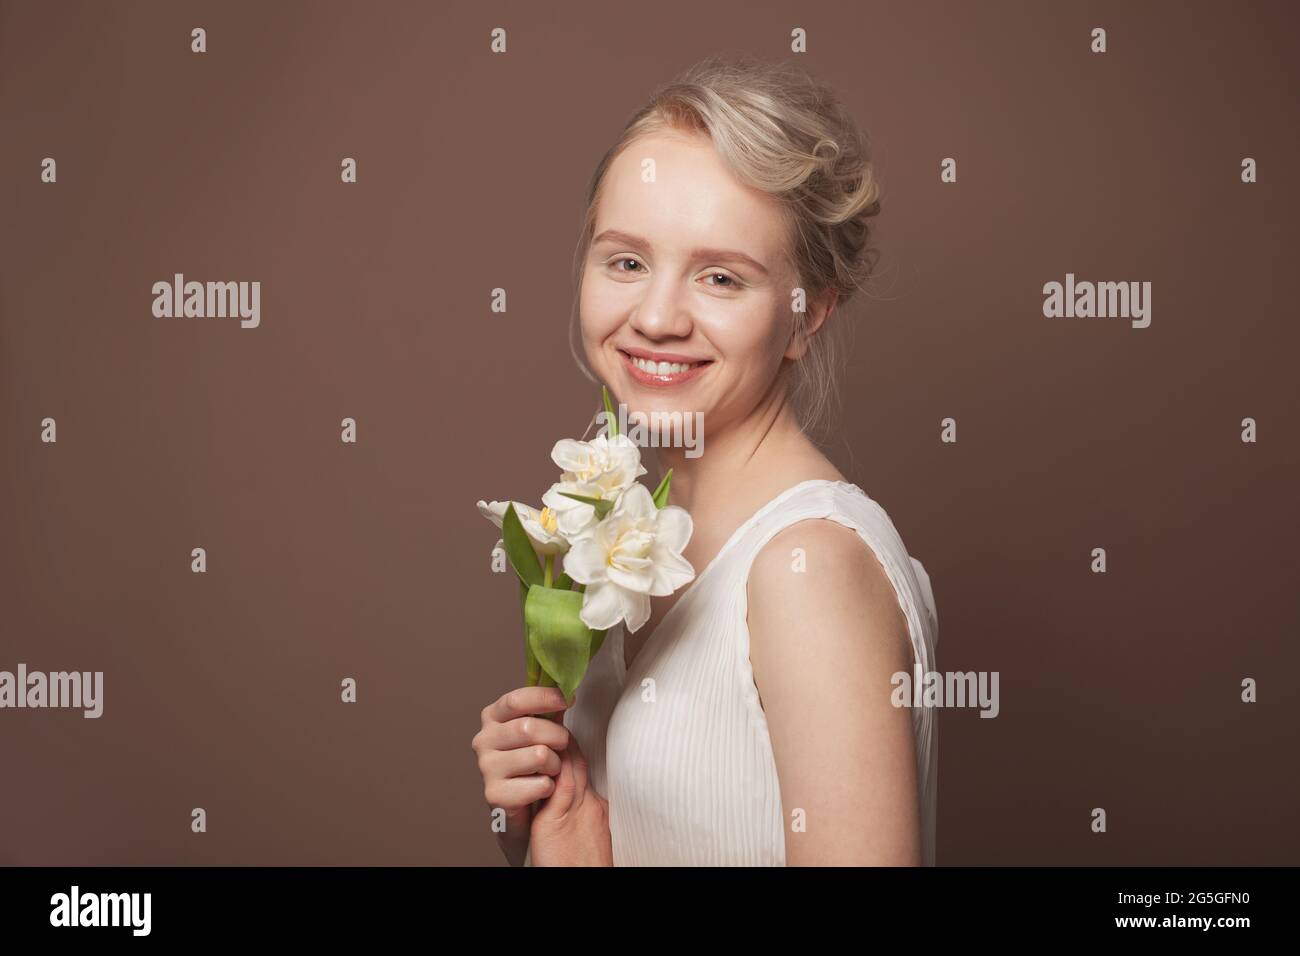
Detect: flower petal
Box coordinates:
(653, 506, 693, 553)
(607, 562, 655, 594)
(579, 582, 625, 631)
(543, 485, 596, 537)
(476, 500, 507, 528)
(612, 482, 655, 521)
(550, 438, 589, 471)
(620, 590, 652, 633)
(648, 549, 696, 595)
(563, 538, 608, 585)
(531, 534, 569, 557)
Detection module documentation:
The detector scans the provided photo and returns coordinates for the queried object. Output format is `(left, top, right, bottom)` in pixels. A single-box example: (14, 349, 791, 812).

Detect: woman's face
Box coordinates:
(579, 128, 807, 437)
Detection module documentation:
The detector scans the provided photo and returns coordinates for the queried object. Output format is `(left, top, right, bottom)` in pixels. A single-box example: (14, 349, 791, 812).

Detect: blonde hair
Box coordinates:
(568, 51, 883, 440)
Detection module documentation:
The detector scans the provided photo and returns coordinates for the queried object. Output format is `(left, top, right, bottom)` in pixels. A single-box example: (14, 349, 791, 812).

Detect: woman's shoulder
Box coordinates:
(742, 492, 916, 728)
(747, 492, 909, 634)
(741, 478, 936, 651)
(742, 478, 906, 568)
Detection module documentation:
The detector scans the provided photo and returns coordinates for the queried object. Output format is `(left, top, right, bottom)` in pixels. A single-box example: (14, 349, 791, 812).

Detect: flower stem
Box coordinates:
(544, 554, 553, 588)
(537, 669, 559, 722)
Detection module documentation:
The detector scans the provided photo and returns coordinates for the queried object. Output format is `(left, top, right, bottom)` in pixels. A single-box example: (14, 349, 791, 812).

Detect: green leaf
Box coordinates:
(558, 491, 614, 519)
(589, 627, 608, 660)
(520, 579, 541, 685)
(554, 570, 574, 591)
(602, 386, 618, 438)
(651, 468, 673, 509)
(524, 585, 597, 705)
(502, 503, 544, 588)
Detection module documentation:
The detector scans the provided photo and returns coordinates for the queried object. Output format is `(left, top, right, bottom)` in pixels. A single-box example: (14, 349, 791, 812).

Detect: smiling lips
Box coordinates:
(618, 348, 713, 387)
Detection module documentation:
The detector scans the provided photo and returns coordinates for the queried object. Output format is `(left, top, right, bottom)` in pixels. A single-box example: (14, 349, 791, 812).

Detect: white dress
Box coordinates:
(541, 478, 939, 866)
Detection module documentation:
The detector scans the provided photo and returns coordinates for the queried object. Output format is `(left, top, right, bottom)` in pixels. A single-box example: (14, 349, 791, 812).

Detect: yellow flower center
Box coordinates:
(538, 507, 558, 533)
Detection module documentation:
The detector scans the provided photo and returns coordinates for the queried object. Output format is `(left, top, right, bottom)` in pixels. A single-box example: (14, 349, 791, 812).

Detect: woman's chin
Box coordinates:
(617, 391, 711, 423)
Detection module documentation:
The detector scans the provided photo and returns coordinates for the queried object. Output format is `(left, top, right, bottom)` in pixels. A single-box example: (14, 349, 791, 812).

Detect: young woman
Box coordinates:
(472, 53, 938, 866)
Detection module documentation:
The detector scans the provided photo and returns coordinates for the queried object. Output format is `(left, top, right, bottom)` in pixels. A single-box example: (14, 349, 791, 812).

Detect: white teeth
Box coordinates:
(630, 356, 700, 375)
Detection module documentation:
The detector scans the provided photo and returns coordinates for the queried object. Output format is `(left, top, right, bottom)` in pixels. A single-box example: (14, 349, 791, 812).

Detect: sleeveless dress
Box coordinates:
(536, 478, 939, 866)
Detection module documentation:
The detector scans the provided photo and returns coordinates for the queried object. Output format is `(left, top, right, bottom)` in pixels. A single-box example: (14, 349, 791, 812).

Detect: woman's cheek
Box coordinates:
(578, 296, 613, 365)
(700, 306, 781, 369)
(581, 276, 623, 331)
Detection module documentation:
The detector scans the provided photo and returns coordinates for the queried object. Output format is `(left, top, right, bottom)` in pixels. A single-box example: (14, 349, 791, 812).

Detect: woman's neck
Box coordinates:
(650, 384, 821, 515)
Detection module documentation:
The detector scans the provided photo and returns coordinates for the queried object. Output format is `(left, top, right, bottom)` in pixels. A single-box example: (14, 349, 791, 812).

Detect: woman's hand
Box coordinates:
(529, 732, 614, 866)
(472, 686, 572, 866)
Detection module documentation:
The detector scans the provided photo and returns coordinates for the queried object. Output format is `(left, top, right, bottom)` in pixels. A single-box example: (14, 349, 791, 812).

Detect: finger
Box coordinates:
(502, 714, 571, 752)
(485, 774, 556, 811)
(483, 687, 569, 726)
(482, 744, 562, 781)
(474, 713, 570, 754)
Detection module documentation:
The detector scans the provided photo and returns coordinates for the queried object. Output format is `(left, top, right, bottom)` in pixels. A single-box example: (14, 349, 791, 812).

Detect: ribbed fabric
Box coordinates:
(554, 479, 939, 866)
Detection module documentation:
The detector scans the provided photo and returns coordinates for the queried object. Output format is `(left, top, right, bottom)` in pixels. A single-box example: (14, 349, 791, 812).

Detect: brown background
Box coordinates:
(1, 0, 1296, 865)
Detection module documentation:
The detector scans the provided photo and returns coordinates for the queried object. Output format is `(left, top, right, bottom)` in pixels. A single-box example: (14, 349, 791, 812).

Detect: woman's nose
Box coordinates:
(627, 278, 694, 339)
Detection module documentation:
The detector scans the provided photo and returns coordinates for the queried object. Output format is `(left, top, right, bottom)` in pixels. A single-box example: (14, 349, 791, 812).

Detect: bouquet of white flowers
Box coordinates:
(477, 388, 695, 719)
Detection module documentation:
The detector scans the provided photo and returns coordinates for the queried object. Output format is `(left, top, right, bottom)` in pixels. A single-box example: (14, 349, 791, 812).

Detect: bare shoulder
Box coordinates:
(749, 518, 907, 633)
(747, 518, 911, 688)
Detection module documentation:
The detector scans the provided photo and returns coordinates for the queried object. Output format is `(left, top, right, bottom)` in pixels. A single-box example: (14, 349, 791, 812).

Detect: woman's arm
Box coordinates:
(747, 519, 922, 865)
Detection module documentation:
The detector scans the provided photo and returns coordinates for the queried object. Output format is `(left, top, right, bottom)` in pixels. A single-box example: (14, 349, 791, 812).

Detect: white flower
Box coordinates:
(542, 433, 647, 539)
(476, 499, 569, 556)
(562, 483, 695, 633)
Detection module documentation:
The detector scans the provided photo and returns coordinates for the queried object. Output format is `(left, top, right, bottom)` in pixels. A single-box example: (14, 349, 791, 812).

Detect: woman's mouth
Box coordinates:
(618, 349, 714, 387)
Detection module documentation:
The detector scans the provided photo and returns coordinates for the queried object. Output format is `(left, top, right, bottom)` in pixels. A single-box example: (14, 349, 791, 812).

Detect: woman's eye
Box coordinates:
(606, 258, 737, 288)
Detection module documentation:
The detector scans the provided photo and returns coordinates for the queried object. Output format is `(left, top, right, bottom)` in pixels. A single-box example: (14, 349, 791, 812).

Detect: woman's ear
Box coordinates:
(785, 288, 839, 360)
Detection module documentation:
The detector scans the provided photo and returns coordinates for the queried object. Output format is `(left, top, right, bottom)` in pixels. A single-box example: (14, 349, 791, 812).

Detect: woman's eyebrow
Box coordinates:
(592, 229, 769, 276)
